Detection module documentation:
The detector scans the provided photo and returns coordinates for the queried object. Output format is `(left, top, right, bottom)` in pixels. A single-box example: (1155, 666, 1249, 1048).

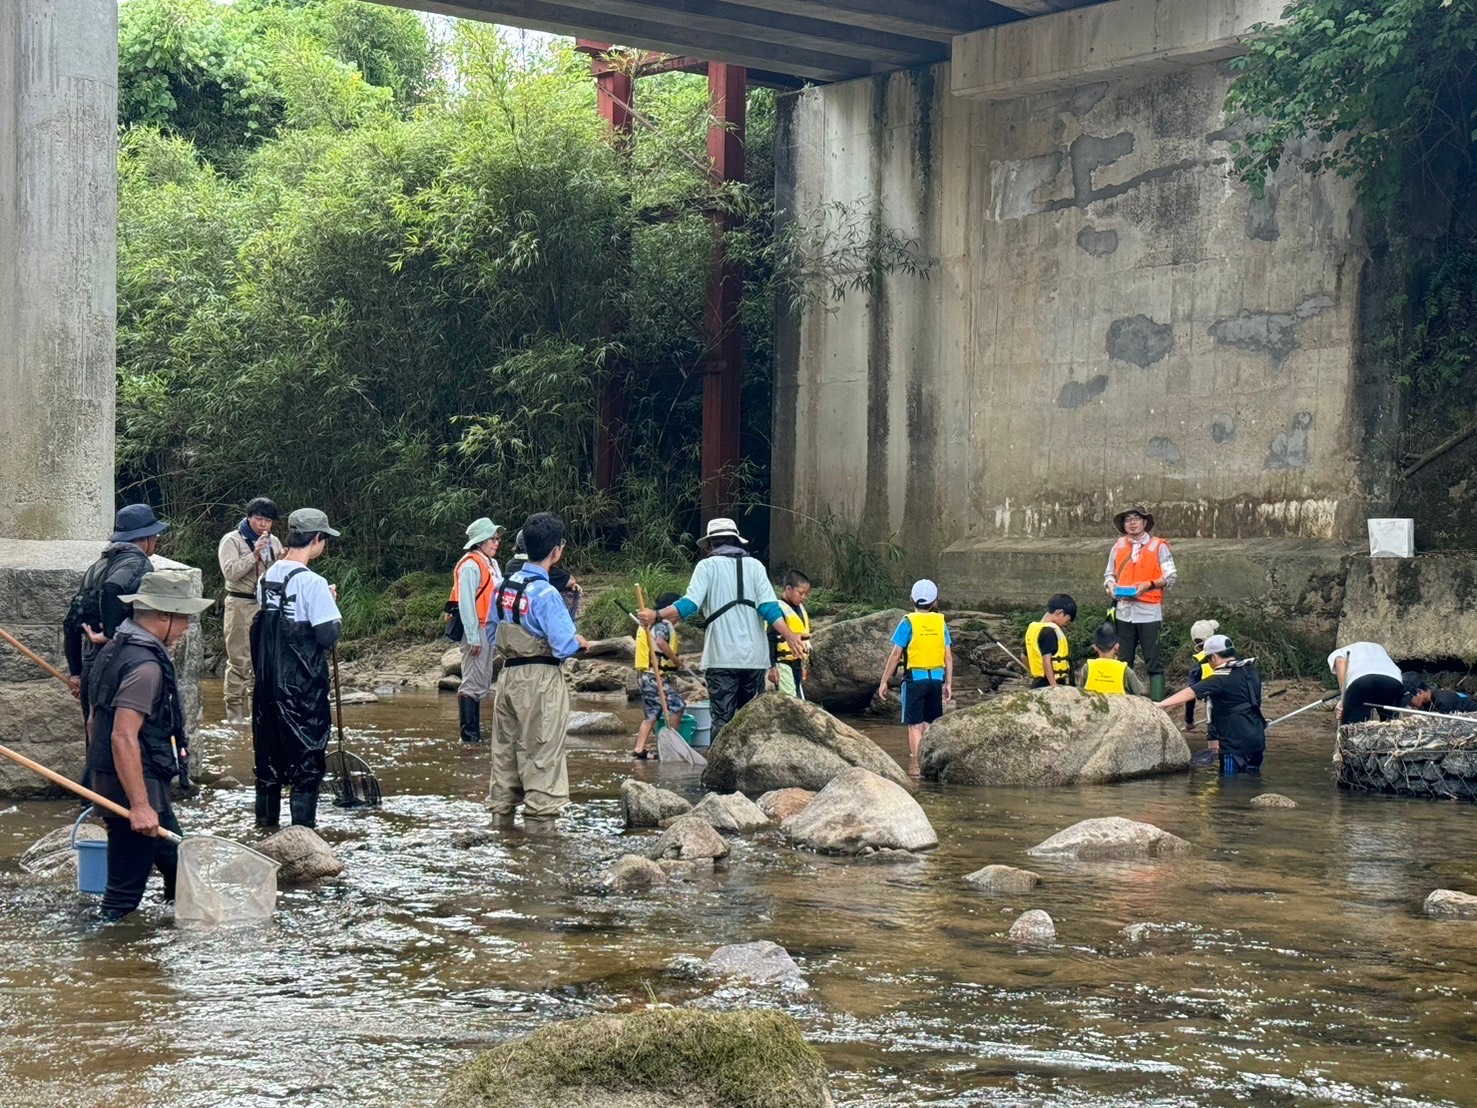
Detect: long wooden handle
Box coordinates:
(331, 645, 346, 748)
(635, 585, 675, 730)
(0, 742, 182, 842)
(0, 626, 72, 687)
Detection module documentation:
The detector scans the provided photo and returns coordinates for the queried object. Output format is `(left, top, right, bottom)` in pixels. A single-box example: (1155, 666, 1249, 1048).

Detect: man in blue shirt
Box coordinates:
(488, 512, 588, 824)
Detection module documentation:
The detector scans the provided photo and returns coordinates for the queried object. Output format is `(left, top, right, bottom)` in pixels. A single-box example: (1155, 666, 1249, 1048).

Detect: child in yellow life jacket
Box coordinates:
(1184, 618, 1219, 740)
(632, 591, 685, 760)
(768, 570, 812, 698)
(877, 579, 953, 775)
(1076, 623, 1146, 695)
(1026, 594, 1077, 688)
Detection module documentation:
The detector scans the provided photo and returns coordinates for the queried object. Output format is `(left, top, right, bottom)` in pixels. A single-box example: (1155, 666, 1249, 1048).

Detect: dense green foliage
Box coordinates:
(116, 0, 783, 588)
(1226, 1, 1477, 416)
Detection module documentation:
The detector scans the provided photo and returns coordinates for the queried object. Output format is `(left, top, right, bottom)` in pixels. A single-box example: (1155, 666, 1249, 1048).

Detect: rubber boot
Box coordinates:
(459, 696, 483, 743)
(289, 786, 320, 829)
(255, 784, 281, 828)
(1149, 674, 1165, 702)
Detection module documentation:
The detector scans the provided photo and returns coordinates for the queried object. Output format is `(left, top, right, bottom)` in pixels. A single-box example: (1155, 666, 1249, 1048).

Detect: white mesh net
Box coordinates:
(657, 725, 706, 767)
(176, 835, 279, 923)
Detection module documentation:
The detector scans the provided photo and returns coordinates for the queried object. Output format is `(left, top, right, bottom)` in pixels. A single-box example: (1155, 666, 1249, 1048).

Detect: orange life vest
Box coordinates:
(1112, 536, 1168, 605)
(449, 551, 496, 625)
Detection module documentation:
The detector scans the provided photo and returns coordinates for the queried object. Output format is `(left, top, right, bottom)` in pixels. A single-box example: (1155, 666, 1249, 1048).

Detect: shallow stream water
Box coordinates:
(2, 683, 1476, 1107)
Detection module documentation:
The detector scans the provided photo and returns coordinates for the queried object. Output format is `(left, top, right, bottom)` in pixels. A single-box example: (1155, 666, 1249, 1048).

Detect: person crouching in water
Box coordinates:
(632, 592, 684, 760)
(877, 579, 953, 775)
(1156, 634, 1266, 775)
(84, 570, 213, 921)
(251, 509, 342, 829)
(1077, 623, 1145, 695)
(488, 512, 588, 825)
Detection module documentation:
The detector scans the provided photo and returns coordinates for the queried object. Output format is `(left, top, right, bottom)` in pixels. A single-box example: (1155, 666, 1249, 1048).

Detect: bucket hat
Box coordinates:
(1113, 505, 1155, 534)
(287, 508, 340, 538)
(1190, 619, 1220, 643)
(463, 517, 503, 550)
(111, 503, 169, 543)
(698, 517, 747, 547)
(119, 569, 214, 615)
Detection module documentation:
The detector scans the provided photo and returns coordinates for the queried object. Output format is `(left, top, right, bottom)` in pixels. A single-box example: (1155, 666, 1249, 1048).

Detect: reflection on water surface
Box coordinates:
(2, 684, 1474, 1106)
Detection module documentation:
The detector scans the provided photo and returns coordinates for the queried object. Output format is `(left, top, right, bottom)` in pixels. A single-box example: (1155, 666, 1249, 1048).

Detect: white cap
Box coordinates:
(1203, 633, 1234, 655)
(1190, 619, 1220, 642)
(911, 579, 938, 605)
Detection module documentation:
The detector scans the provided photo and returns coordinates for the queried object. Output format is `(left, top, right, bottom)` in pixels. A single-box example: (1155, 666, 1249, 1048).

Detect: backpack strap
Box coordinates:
(494, 577, 535, 626)
(706, 552, 760, 625)
(261, 565, 310, 616)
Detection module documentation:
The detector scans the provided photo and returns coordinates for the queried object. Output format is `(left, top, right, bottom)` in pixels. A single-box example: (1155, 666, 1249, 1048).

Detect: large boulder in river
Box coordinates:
(1027, 816, 1191, 861)
(439, 1008, 835, 1108)
(782, 767, 936, 855)
(257, 825, 343, 882)
(620, 779, 692, 828)
(646, 815, 730, 862)
(690, 791, 772, 834)
(701, 694, 907, 795)
(804, 608, 907, 711)
(919, 686, 1190, 786)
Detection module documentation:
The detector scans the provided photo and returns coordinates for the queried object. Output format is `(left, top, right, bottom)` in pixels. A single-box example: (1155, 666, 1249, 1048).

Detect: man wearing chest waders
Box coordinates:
(85, 570, 213, 921)
(637, 518, 808, 739)
(250, 509, 342, 830)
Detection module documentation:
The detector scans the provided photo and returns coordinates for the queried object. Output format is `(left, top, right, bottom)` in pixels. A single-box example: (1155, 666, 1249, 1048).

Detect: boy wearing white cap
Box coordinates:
(877, 579, 953, 774)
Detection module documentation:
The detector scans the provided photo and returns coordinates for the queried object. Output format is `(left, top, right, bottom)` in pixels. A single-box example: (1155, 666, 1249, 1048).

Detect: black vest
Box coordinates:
(86, 629, 186, 783)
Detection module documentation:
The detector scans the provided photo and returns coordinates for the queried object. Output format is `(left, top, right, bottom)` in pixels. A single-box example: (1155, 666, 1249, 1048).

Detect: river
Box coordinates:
(1, 683, 1474, 1107)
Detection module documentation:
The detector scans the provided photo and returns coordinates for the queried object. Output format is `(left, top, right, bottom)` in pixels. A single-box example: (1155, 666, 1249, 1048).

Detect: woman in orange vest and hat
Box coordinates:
(1103, 505, 1177, 701)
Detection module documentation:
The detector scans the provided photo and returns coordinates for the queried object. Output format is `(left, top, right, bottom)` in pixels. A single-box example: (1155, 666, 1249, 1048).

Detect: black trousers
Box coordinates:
(707, 668, 766, 737)
(1343, 674, 1405, 724)
(100, 788, 181, 919)
(1115, 619, 1163, 676)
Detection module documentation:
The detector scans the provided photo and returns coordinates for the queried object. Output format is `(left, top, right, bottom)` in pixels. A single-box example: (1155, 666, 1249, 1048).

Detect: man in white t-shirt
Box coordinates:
(1328, 641, 1404, 725)
(251, 508, 343, 829)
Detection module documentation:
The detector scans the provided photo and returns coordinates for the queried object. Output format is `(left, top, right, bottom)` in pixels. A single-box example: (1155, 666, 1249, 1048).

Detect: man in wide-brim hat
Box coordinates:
(1103, 504, 1177, 700)
(84, 568, 212, 921)
(637, 518, 807, 739)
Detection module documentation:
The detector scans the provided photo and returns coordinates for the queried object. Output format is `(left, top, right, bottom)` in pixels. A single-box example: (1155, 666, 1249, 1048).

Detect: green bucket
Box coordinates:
(677, 714, 697, 744)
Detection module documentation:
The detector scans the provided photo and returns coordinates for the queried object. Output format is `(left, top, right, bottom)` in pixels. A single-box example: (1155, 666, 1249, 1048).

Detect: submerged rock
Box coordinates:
(646, 814, 730, 862)
(438, 1008, 835, 1108)
(437, 675, 461, 692)
(566, 710, 625, 736)
(1008, 909, 1056, 944)
(964, 864, 1043, 894)
(804, 609, 908, 711)
(782, 767, 936, 855)
(20, 820, 106, 878)
(690, 791, 771, 834)
(705, 940, 806, 988)
(701, 694, 907, 795)
(757, 788, 815, 823)
(658, 857, 715, 882)
(919, 686, 1190, 786)
(1027, 816, 1191, 861)
(450, 829, 498, 849)
(257, 825, 343, 882)
(1250, 793, 1297, 809)
(210, 775, 245, 790)
(620, 779, 692, 828)
(336, 689, 379, 706)
(600, 854, 668, 893)
(1424, 889, 1477, 920)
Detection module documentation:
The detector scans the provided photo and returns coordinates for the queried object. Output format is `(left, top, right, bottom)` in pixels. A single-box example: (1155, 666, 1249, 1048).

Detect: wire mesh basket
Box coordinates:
(1336, 715, 1477, 801)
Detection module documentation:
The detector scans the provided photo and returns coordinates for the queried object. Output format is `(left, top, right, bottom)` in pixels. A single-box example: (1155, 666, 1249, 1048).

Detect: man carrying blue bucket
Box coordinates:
(84, 569, 213, 921)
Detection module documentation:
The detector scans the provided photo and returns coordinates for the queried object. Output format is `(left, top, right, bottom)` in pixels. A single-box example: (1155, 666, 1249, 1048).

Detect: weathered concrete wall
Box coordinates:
(0, 542, 205, 798)
(1339, 555, 1477, 666)
(0, 0, 117, 542)
(772, 52, 1366, 575)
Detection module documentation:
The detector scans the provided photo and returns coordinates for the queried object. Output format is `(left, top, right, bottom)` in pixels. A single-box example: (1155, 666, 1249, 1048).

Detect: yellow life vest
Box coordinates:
(903, 611, 947, 671)
(774, 600, 811, 662)
(635, 623, 679, 672)
(1026, 620, 1072, 680)
(1193, 650, 1214, 681)
(1082, 658, 1129, 695)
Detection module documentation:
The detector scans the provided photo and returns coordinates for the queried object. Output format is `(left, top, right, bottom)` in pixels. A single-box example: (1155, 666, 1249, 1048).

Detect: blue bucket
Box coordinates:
(72, 806, 108, 896)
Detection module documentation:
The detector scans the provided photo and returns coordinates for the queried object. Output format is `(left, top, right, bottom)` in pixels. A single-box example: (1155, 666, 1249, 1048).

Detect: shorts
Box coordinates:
(901, 678, 944, 726)
(775, 660, 805, 698)
(638, 671, 685, 722)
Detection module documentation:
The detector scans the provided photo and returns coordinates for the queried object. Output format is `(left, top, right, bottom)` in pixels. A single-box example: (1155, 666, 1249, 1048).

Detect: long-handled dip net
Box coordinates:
(328, 646, 382, 808)
(0, 743, 279, 923)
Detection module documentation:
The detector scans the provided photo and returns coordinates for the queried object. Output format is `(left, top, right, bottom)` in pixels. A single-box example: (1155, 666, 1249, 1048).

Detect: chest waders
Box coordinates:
(488, 577, 571, 819)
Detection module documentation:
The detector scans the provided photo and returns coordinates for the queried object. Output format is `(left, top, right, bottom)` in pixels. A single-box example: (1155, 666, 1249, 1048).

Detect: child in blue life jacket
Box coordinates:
(877, 579, 953, 776)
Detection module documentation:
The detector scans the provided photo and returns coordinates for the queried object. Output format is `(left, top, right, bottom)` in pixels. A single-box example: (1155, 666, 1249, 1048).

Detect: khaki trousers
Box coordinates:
(223, 596, 258, 712)
(458, 626, 498, 700)
(488, 661, 570, 818)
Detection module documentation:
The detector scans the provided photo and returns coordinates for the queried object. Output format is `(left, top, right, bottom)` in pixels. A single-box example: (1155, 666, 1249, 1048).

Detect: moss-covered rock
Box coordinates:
(439, 1008, 835, 1108)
